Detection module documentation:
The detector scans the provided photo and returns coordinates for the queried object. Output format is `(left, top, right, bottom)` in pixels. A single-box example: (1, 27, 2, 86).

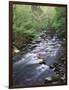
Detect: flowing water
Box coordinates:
(13, 32, 63, 87)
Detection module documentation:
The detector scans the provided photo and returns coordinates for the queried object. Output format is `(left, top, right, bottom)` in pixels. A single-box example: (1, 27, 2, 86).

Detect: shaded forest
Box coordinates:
(12, 5, 66, 59)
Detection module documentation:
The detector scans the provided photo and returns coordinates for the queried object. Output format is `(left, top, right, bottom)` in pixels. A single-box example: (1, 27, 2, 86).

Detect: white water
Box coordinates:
(13, 34, 62, 86)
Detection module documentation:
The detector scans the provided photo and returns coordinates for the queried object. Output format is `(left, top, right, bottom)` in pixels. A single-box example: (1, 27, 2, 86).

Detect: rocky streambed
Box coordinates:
(13, 31, 66, 87)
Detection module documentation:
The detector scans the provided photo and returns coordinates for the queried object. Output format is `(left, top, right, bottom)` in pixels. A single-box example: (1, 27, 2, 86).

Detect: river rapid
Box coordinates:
(13, 31, 65, 87)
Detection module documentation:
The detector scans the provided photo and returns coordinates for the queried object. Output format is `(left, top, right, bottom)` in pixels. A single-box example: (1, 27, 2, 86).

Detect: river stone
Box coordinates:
(29, 44, 37, 49)
(35, 40, 41, 43)
(32, 41, 36, 44)
(37, 52, 47, 60)
(45, 77, 52, 81)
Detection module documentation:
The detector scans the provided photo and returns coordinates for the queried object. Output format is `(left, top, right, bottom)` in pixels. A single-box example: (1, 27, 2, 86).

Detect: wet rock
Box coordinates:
(37, 59, 44, 64)
(39, 61, 46, 64)
(32, 41, 36, 44)
(49, 65, 55, 70)
(60, 75, 65, 81)
(29, 44, 37, 49)
(40, 33, 47, 40)
(35, 40, 41, 43)
(45, 77, 52, 81)
(37, 52, 47, 60)
(44, 77, 53, 83)
(34, 37, 41, 43)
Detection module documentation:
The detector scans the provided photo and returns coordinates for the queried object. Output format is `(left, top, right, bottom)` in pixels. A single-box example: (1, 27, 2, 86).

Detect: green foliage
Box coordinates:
(52, 7, 66, 38)
(13, 4, 66, 50)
